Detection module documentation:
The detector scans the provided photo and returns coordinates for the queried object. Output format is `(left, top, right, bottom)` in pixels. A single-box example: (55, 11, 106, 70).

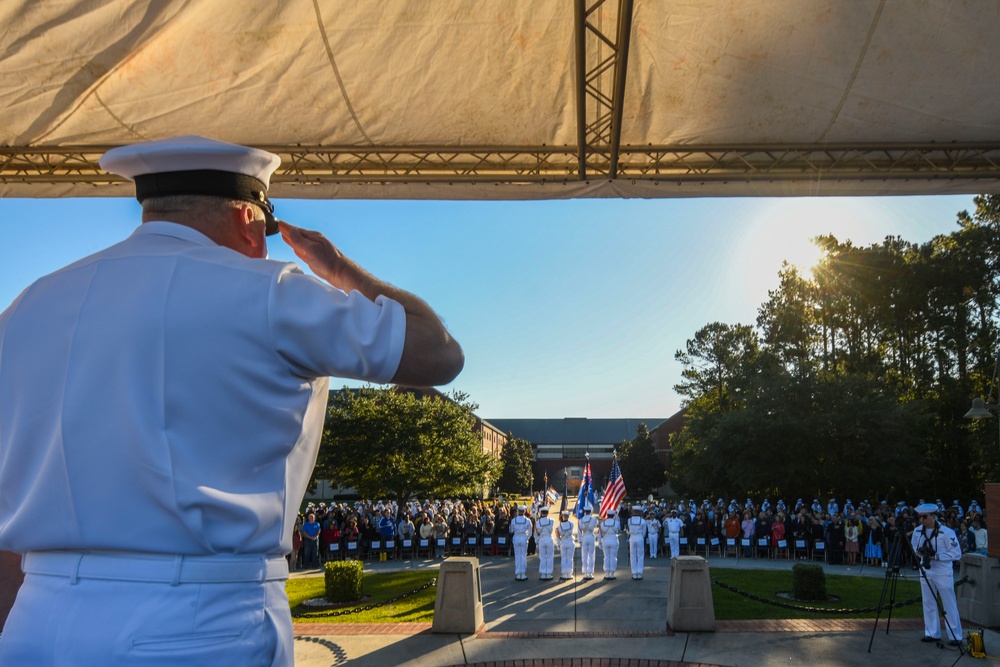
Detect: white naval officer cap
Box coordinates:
(100, 135, 282, 236)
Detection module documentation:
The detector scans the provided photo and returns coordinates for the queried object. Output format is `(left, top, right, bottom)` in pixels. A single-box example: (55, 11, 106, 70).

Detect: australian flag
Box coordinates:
(575, 461, 596, 519)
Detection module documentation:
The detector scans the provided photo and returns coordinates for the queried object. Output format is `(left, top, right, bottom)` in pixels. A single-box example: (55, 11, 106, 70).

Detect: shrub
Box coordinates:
(792, 563, 827, 601)
(324, 560, 363, 603)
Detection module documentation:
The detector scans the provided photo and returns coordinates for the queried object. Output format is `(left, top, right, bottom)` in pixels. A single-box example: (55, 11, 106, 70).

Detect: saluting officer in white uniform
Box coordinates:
(535, 506, 556, 580)
(665, 509, 684, 559)
(510, 505, 533, 581)
(557, 510, 576, 580)
(577, 505, 598, 579)
(600, 509, 620, 579)
(0, 136, 463, 667)
(911, 503, 964, 646)
(626, 506, 647, 580)
(645, 510, 661, 558)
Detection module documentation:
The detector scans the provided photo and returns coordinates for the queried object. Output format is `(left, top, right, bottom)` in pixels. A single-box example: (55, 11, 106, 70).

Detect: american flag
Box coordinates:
(599, 458, 626, 518)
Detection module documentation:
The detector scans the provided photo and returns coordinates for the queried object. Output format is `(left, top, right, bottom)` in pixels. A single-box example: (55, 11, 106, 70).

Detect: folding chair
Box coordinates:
(756, 537, 770, 559)
(774, 538, 790, 559)
(344, 540, 360, 560)
(794, 539, 809, 560)
(695, 537, 707, 557)
(812, 539, 827, 562)
(709, 536, 721, 557)
(327, 541, 341, 561)
(465, 535, 478, 556)
(481, 535, 494, 556)
(449, 536, 463, 556)
(496, 535, 510, 556)
(368, 539, 382, 561)
(740, 538, 752, 558)
(400, 539, 413, 560)
(724, 537, 738, 558)
(679, 536, 689, 554)
(416, 538, 430, 558)
(384, 539, 396, 560)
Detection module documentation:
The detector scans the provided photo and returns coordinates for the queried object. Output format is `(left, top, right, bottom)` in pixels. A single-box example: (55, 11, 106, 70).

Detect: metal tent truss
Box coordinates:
(1, 0, 999, 192)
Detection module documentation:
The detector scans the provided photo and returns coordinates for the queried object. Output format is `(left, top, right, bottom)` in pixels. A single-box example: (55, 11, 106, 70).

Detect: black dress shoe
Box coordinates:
(948, 640, 962, 647)
(920, 636, 938, 643)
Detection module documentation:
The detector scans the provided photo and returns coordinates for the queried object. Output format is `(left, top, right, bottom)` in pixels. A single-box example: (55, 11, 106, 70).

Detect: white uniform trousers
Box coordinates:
(668, 533, 681, 559)
(629, 535, 645, 576)
(559, 538, 575, 577)
(919, 568, 962, 641)
(512, 535, 528, 576)
(537, 538, 555, 577)
(647, 531, 659, 558)
(1, 551, 289, 667)
(601, 536, 619, 575)
(580, 534, 597, 575)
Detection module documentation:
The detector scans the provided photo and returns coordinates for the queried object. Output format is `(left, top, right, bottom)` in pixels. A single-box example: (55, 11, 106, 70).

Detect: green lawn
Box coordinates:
(287, 570, 437, 623)
(286, 568, 924, 623)
(711, 569, 923, 620)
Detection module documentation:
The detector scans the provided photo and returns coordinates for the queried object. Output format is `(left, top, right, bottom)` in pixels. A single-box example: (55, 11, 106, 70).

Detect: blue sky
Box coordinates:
(0, 194, 977, 419)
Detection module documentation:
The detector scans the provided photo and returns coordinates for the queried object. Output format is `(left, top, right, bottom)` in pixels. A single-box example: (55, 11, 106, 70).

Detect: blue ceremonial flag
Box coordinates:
(575, 461, 596, 519)
(545, 487, 560, 505)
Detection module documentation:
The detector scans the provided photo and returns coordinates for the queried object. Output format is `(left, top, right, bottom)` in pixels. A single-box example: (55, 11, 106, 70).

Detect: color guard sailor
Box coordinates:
(510, 505, 532, 581)
(535, 507, 555, 580)
(578, 505, 598, 579)
(626, 506, 647, 580)
(557, 510, 576, 580)
(600, 510, 619, 579)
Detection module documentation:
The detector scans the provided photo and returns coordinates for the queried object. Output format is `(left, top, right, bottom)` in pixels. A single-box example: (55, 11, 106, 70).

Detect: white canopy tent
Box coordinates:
(1, 0, 999, 201)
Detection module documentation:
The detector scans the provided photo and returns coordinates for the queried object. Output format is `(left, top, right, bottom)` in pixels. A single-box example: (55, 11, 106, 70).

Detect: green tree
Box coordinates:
(617, 422, 666, 497)
(313, 386, 500, 501)
(497, 434, 535, 494)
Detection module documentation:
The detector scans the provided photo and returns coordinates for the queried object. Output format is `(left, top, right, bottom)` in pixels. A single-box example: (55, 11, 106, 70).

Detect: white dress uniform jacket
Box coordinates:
(0, 222, 405, 556)
(0, 222, 407, 666)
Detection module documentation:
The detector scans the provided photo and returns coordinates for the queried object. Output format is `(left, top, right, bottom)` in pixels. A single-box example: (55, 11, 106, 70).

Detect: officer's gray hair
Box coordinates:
(141, 195, 263, 223)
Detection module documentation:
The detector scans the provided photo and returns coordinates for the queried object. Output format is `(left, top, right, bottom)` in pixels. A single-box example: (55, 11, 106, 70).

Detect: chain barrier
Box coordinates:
(711, 575, 970, 616)
(292, 577, 436, 619)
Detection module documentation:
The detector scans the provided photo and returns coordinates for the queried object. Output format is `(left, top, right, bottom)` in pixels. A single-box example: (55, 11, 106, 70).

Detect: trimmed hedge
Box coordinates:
(792, 563, 827, 601)
(324, 559, 363, 603)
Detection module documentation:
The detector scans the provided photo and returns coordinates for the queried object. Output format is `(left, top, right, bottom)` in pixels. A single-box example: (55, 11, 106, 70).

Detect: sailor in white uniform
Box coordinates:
(626, 506, 647, 579)
(535, 507, 556, 580)
(664, 510, 684, 559)
(911, 503, 963, 646)
(600, 510, 620, 579)
(557, 510, 576, 580)
(577, 505, 598, 579)
(644, 510, 661, 558)
(0, 136, 463, 667)
(510, 505, 533, 581)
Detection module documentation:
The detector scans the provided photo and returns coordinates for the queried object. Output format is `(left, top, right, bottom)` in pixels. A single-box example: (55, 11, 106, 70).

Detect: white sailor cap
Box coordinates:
(540, 507, 549, 514)
(100, 135, 282, 235)
(915, 503, 938, 514)
(517, 505, 526, 512)
(607, 509, 616, 516)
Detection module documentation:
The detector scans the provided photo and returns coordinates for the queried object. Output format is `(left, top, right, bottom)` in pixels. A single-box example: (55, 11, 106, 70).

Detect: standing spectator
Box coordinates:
(844, 516, 860, 566)
(972, 519, 988, 555)
(826, 513, 845, 565)
(864, 516, 883, 566)
(301, 512, 321, 569)
(958, 522, 975, 554)
(321, 517, 340, 563)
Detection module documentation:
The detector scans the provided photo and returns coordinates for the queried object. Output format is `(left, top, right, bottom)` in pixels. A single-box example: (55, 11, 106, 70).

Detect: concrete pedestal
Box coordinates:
(667, 555, 715, 632)
(432, 556, 483, 634)
(958, 553, 1000, 627)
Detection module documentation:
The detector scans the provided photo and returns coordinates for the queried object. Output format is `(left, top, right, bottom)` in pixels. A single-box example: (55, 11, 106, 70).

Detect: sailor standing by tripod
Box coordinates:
(911, 503, 964, 647)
